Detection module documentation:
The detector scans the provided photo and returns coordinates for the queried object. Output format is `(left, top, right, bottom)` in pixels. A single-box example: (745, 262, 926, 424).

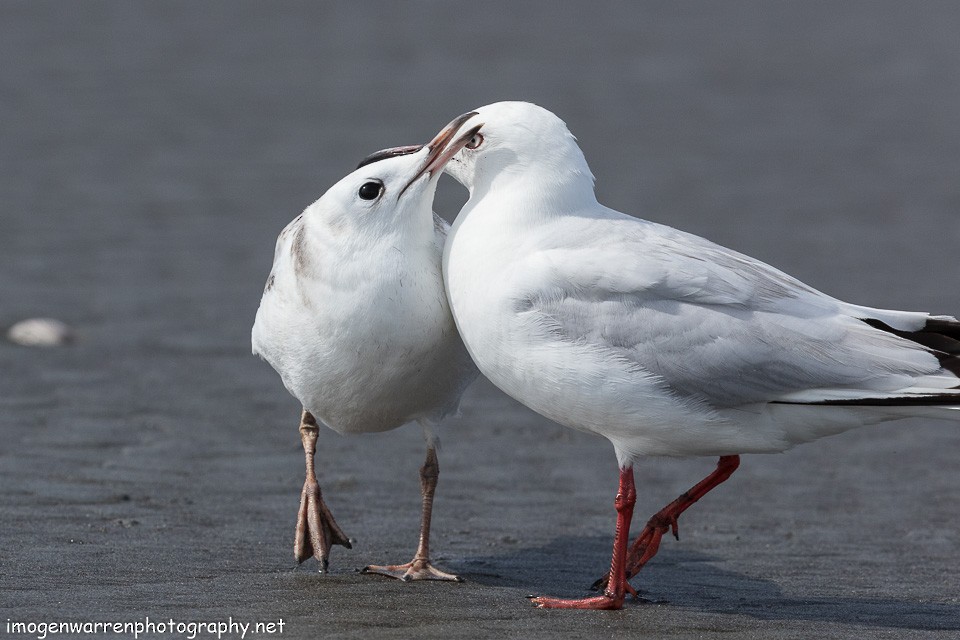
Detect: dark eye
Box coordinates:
(465, 133, 483, 149)
(358, 181, 383, 200)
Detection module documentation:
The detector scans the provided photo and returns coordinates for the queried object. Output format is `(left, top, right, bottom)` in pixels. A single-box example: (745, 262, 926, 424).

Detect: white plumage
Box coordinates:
(438, 101, 960, 608)
(252, 203, 474, 436)
(442, 102, 960, 463)
(252, 122, 479, 579)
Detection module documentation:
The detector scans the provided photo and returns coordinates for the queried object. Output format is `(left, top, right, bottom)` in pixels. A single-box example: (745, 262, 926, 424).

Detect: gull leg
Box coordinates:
(591, 455, 740, 592)
(362, 446, 460, 581)
(294, 410, 351, 571)
(531, 466, 636, 610)
(361, 447, 459, 581)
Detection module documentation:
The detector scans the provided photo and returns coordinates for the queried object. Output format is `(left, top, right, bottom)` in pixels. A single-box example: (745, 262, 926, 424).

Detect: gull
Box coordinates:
(434, 101, 960, 609)
(251, 113, 481, 580)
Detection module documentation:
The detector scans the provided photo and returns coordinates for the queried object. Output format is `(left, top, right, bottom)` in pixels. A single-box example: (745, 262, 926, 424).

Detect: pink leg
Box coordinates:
(531, 466, 636, 610)
(592, 455, 740, 592)
(294, 410, 351, 571)
(362, 446, 460, 581)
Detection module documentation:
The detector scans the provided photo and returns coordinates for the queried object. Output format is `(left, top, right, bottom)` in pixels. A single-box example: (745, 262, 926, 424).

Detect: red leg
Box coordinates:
(592, 455, 740, 592)
(531, 466, 636, 610)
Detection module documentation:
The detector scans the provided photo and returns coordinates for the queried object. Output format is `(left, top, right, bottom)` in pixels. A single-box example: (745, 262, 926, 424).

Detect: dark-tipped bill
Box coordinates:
(356, 145, 423, 169)
(398, 111, 481, 197)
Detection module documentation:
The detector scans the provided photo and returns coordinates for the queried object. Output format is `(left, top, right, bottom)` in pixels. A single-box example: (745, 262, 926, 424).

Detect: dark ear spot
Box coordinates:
(291, 223, 310, 276)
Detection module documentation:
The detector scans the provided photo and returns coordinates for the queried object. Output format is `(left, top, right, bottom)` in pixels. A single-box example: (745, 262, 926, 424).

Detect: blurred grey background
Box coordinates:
(1, 2, 958, 638)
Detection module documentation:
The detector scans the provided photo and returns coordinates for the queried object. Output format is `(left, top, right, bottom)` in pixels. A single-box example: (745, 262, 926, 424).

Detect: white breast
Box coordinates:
(254, 215, 476, 435)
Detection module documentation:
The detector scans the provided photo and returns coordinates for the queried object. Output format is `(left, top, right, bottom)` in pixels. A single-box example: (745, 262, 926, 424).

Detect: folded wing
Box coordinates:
(517, 213, 960, 409)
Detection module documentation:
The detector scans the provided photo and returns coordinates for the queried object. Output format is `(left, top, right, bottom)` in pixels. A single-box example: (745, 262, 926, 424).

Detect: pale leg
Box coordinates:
(362, 446, 460, 581)
(294, 410, 352, 571)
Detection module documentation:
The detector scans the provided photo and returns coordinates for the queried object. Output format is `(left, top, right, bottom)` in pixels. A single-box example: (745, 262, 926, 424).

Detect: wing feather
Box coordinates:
(516, 213, 952, 408)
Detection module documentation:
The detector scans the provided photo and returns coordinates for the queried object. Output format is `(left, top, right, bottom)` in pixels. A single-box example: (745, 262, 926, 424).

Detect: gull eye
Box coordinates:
(465, 133, 484, 150)
(358, 181, 383, 201)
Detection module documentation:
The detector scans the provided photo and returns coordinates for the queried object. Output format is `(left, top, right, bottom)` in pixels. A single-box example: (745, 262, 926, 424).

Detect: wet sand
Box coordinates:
(1, 2, 959, 638)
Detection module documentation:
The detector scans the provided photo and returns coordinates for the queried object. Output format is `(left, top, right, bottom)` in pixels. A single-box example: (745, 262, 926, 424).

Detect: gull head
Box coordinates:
(441, 101, 595, 198)
(306, 113, 482, 238)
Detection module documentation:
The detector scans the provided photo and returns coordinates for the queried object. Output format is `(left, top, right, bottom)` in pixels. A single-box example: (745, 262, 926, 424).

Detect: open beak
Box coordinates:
(355, 112, 478, 170)
(398, 111, 482, 197)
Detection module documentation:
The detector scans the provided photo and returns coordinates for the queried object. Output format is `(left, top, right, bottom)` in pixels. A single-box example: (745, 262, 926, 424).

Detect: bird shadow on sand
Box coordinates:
(454, 535, 960, 631)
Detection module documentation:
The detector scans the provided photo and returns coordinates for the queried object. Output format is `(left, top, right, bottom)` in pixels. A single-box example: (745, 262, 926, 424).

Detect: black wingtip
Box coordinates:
(862, 317, 960, 377)
(778, 395, 960, 407)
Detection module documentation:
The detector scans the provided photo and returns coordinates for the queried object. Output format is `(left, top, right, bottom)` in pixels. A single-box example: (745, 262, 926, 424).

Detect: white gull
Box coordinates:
(251, 114, 480, 579)
(437, 101, 960, 608)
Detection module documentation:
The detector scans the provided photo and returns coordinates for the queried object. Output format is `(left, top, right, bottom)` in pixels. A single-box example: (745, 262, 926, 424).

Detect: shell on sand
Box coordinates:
(7, 318, 76, 347)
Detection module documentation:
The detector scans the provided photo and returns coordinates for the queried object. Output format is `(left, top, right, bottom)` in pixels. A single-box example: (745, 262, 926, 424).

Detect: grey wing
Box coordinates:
(536, 293, 942, 407)
(524, 221, 950, 408)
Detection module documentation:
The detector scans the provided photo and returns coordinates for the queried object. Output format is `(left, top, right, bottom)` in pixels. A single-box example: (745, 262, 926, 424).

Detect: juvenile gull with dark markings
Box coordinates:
(251, 114, 482, 580)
